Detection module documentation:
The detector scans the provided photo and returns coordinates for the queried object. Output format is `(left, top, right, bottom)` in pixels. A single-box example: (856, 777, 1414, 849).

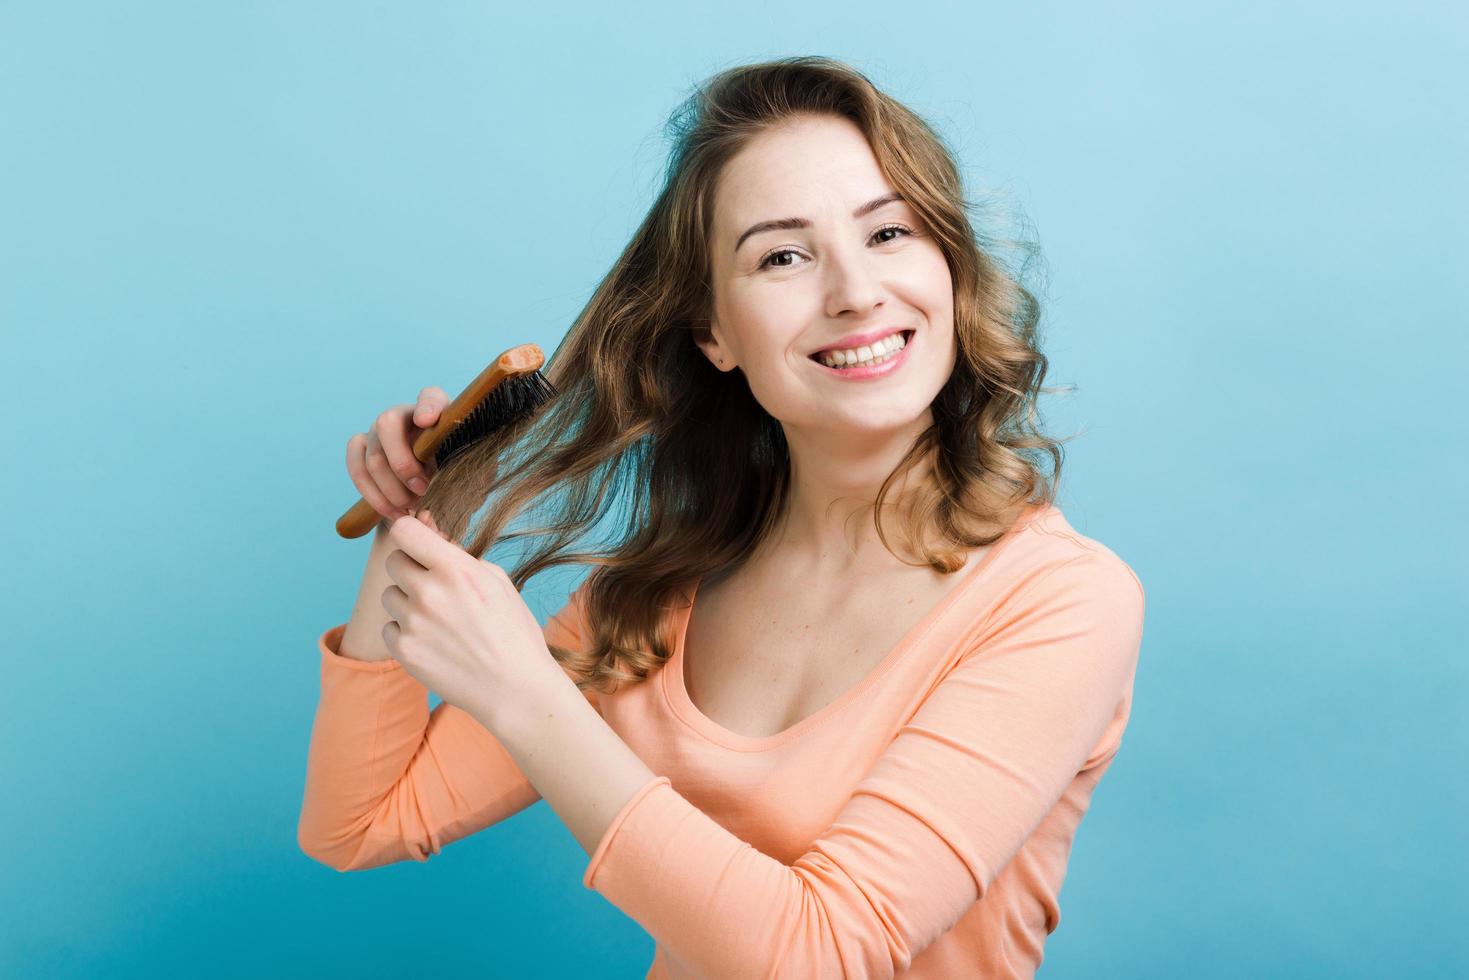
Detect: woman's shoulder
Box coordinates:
(1003, 502, 1145, 602)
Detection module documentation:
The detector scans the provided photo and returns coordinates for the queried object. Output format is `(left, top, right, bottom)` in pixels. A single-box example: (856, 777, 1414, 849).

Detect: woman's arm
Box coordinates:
(296, 559, 600, 871)
(335, 517, 401, 662)
(560, 552, 1145, 977)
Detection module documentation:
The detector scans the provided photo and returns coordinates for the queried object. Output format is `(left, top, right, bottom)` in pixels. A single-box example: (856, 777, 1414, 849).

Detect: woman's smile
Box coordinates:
(808, 329, 915, 381)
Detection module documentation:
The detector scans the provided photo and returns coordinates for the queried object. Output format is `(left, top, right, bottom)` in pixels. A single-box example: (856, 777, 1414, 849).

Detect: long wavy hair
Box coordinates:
(416, 56, 1069, 697)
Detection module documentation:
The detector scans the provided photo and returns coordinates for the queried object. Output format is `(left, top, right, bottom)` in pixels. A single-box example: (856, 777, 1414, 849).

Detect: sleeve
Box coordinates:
(296, 581, 600, 872)
(580, 552, 1146, 978)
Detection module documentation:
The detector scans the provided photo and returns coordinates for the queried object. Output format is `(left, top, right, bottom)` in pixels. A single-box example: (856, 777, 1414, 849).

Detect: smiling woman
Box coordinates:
(298, 55, 1145, 979)
(694, 112, 959, 421)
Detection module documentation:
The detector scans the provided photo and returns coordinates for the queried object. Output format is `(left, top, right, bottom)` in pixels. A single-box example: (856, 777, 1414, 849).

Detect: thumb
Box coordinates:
(417, 508, 451, 541)
(414, 387, 448, 425)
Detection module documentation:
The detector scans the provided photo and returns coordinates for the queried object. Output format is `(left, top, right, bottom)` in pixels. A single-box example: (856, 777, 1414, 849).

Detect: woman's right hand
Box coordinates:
(346, 385, 451, 523)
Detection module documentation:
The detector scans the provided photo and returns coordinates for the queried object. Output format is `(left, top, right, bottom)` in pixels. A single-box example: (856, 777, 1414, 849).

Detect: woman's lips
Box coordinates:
(809, 327, 911, 360)
(809, 330, 915, 381)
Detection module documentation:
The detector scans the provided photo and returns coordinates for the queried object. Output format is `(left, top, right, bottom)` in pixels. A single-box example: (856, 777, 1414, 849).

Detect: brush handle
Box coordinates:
(335, 342, 547, 539)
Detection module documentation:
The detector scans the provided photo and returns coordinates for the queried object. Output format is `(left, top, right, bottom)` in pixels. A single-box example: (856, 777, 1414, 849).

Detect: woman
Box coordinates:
(298, 56, 1146, 978)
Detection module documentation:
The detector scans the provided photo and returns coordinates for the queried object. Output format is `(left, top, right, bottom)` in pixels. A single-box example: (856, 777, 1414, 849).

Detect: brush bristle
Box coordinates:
(433, 370, 557, 470)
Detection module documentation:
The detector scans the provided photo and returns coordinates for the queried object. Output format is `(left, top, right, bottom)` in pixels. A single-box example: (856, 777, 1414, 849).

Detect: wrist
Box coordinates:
(478, 658, 581, 744)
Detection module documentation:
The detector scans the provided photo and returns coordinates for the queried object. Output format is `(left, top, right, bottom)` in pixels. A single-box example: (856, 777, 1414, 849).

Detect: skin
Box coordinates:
(693, 112, 958, 576)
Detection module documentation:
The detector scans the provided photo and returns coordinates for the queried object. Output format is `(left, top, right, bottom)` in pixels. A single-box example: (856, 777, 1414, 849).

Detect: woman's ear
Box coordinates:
(691, 319, 734, 371)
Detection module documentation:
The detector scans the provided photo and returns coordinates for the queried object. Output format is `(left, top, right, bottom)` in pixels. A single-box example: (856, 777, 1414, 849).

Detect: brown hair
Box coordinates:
(418, 56, 1069, 697)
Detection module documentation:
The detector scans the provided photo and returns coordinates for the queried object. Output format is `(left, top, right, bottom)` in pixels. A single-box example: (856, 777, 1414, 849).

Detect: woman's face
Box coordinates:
(699, 113, 956, 439)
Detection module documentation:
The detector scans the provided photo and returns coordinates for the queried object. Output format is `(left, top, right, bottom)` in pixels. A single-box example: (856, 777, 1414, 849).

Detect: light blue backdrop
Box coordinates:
(3, 2, 1463, 977)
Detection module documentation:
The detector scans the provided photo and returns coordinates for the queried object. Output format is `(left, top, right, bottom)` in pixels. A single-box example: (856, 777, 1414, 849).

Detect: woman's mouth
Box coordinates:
(808, 329, 914, 381)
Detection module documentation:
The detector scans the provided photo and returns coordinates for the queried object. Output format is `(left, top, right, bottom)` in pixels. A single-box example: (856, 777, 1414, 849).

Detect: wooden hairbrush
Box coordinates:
(335, 342, 557, 539)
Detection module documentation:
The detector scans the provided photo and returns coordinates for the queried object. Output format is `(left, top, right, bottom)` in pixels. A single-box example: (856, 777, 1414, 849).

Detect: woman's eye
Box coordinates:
(759, 248, 801, 270)
(871, 223, 913, 245)
(757, 223, 915, 271)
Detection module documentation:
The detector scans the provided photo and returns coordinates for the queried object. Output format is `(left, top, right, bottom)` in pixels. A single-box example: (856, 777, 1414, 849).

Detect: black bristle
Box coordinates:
(433, 370, 557, 470)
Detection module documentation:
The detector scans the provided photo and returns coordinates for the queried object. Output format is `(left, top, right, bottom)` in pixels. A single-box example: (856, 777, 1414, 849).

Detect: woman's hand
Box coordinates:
(378, 509, 566, 732)
(346, 386, 451, 522)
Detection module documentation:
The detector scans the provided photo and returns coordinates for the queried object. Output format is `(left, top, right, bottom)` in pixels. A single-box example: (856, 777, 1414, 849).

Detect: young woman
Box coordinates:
(298, 56, 1146, 979)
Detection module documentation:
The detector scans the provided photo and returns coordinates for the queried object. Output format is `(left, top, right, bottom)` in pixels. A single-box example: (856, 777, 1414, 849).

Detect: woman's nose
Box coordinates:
(822, 245, 885, 319)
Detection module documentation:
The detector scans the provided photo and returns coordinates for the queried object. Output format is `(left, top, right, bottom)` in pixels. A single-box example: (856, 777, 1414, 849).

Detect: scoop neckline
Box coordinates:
(660, 502, 1048, 752)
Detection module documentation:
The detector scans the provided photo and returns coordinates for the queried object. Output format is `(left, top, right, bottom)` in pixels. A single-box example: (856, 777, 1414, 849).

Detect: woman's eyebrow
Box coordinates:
(734, 192, 905, 255)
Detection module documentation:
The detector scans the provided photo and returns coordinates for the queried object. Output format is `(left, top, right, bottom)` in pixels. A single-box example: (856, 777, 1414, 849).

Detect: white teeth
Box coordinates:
(819, 331, 908, 369)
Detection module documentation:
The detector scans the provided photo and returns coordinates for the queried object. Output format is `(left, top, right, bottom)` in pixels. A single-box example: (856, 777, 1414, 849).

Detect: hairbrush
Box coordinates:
(335, 342, 557, 539)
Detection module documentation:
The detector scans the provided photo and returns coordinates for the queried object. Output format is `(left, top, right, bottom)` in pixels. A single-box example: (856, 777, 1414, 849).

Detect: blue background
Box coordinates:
(3, 2, 1464, 977)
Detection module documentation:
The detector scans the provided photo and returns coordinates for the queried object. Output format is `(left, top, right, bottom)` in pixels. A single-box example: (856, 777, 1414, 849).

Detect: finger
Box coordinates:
(413, 386, 449, 428)
(380, 582, 409, 620)
(387, 511, 454, 568)
(347, 433, 408, 518)
(382, 546, 430, 593)
(413, 388, 449, 482)
(365, 439, 417, 511)
(376, 407, 433, 498)
(381, 619, 403, 660)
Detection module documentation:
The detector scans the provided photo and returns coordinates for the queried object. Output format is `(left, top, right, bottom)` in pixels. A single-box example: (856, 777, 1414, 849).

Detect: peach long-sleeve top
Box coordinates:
(297, 502, 1146, 978)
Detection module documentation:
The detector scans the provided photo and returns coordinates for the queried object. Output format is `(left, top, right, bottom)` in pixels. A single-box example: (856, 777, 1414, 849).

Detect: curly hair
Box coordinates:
(415, 55, 1070, 698)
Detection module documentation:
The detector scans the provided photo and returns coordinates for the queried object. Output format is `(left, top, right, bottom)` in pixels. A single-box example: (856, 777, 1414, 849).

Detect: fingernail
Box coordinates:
(409, 477, 428, 494)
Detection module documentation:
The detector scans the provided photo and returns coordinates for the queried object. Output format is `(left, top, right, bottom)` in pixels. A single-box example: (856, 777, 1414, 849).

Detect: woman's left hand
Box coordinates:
(379, 509, 562, 732)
